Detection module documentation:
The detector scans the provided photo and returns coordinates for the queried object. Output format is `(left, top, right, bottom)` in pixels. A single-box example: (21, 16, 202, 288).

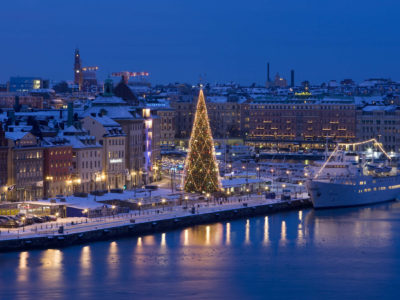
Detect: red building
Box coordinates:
(43, 138, 73, 198)
(0, 93, 43, 109)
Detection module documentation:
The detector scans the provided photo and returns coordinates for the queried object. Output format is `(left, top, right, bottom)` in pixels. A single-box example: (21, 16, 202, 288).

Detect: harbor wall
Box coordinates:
(0, 199, 311, 252)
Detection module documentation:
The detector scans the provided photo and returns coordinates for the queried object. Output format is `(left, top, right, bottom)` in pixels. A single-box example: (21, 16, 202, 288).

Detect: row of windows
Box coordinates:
(250, 105, 354, 110)
(108, 139, 124, 146)
(82, 160, 101, 169)
(50, 150, 72, 155)
(82, 151, 100, 158)
(16, 152, 42, 160)
(108, 151, 124, 159)
(50, 162, 71, 168)
(361, 120, 396, 125)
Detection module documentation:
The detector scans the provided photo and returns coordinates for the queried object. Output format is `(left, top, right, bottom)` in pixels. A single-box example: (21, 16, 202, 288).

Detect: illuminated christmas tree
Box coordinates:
(184, 89, 221, 194)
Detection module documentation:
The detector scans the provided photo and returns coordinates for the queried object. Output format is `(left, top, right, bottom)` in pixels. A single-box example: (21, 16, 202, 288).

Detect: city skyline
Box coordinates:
(1, 0, 400, 84)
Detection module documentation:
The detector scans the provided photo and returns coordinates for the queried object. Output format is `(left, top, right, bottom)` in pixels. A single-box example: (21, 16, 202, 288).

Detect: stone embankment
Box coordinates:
(0, 199, 311, 252)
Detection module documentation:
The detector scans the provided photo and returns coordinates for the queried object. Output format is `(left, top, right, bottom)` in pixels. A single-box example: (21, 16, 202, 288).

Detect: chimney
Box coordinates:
(7, 111, 15, 125)
(67, 102, 74, 127)
(14, 96, 20, 112)
(291, 70, 295, 87)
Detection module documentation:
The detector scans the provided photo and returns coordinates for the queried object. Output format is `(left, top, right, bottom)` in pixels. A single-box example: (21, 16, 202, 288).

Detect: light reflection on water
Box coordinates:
(80, 246, 91, 277)
(245, 219, 250, 244)
(39, 249, 63, 287)
(263, 216, 269, 245)
(226, 223, 231, 245)
(5, 201, 400, 300)
(280, 220, 287, 244)
(17, 252, 29, 283)
(107, 241, 119, 280)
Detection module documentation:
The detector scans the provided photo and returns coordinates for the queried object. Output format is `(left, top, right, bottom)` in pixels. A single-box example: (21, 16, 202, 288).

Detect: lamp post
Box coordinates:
(132, 171, 137, 197)
(94, 173, 98, 192)
(184, 195, 189, 208)
(282, 183, 286, 196)
(270, 169, 274, 193)
(66, 179, 72, 196)
(170, 167, 176, 193)
(153, 165, 159, 182)
(45, 176, 53, 198)
(161, 198, 166, 211)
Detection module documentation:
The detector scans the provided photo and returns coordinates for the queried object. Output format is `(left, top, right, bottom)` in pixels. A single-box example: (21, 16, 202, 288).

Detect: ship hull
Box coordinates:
(308, 176, 400, 208)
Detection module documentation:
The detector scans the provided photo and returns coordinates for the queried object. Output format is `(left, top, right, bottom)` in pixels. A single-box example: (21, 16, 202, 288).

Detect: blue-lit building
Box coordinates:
(9, 77, 45, 92)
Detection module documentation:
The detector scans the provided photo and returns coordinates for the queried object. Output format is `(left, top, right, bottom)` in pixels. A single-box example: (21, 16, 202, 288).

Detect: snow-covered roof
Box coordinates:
(207, 96, 228, 103)
(63, 125, 83, 134)
(362, 105, 397, 112)
(87, 115, 120, 127)
(92, 95, 127, 105)
(62, 135, 100, 149)
(221, 178, 263, 188)
(83, 106, 140, 120)
(5, 131, 30, 140)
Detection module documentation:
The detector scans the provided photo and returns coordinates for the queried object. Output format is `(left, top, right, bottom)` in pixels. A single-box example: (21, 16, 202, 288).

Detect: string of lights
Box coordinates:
(314, 138, 392, 180)
(183, 89, 221, 194)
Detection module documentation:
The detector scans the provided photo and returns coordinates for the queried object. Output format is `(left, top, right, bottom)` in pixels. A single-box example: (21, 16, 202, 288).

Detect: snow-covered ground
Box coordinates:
(29, 188, 183, 210)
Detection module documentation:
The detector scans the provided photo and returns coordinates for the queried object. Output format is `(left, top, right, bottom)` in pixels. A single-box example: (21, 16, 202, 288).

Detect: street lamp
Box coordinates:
(184, 195, 189, 208)
(45, 176, 53, 198)
(270, 169, 275, 193)
(132, 171, 137, 197)
(153, 165, 159, 181)
(161, 198, 166, 211)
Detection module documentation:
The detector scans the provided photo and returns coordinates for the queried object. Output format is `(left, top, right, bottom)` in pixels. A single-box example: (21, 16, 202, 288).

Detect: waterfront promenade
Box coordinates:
(0, 193, 311, 251)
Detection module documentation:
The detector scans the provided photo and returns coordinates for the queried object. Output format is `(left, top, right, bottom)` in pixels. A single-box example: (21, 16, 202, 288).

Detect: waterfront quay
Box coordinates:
(0, 194, 311, 252)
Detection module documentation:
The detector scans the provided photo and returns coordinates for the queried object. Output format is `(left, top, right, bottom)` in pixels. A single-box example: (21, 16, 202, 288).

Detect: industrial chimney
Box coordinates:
(291, 70, 295, 87)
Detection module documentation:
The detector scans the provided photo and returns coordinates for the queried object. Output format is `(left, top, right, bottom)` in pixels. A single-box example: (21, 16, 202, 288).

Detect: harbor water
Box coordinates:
(1, 202, 400, 300)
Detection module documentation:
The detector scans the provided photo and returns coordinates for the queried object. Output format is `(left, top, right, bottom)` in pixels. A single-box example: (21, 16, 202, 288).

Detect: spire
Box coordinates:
(183, 89, 221, 194)
(74, 48, 82, 88)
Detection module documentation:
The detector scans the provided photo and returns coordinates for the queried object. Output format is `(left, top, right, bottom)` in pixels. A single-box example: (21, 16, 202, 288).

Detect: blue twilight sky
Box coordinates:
(1, 0, 400, 85)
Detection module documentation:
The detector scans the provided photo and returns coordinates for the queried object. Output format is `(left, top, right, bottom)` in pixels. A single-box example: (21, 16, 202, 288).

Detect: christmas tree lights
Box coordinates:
(183, 89, 221, 194)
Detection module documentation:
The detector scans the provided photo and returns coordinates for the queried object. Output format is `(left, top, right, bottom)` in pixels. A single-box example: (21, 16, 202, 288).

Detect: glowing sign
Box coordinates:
(110, 159, 122, 164)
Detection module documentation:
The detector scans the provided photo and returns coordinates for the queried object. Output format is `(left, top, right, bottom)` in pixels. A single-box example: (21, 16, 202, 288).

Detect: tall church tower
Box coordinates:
(74, 48, 82, 89)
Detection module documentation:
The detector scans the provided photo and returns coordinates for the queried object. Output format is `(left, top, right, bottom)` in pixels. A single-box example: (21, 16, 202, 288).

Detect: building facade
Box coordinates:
(155, 107, 176, 148)
(243, 98, 356, 150)
(6, 132, 44, 201)
(356, 105, 400, 151)
(82, 115, 127, 190)
(9, 77, 45, 92)
(62, 126, 103, 193)
(43, 138, 73, 198)
(0, 93, 43, 109)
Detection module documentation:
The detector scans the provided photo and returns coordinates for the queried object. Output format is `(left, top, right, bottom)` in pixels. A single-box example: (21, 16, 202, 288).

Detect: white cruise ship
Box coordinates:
(307, 140, 400, 208)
